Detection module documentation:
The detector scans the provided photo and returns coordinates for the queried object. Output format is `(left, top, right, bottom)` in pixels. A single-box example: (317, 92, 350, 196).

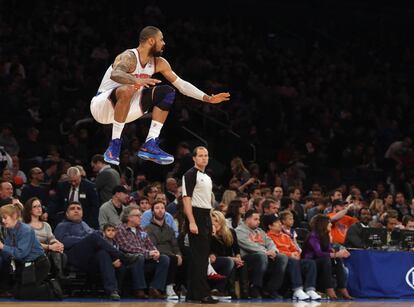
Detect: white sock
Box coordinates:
(112, 121, 125, 140)
(146, 120, 163, 142)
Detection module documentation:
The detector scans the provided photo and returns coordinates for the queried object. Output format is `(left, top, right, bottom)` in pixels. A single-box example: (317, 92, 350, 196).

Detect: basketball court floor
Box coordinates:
(1, 299, 414, 307)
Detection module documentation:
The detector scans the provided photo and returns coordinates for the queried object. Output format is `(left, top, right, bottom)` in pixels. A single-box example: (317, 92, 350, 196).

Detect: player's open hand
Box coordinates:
(134, 78, 161, 90)
(207, 92, 230, 104)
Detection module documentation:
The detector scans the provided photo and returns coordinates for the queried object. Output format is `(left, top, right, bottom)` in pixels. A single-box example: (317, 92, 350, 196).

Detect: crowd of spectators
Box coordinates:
(1, 0, 414, 301)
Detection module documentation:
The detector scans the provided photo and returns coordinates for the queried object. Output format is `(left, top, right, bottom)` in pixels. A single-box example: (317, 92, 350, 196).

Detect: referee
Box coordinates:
(182, 146, 218, 304)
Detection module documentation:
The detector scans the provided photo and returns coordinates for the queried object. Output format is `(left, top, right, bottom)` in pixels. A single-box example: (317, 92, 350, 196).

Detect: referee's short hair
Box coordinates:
(192, 146, 208, 157)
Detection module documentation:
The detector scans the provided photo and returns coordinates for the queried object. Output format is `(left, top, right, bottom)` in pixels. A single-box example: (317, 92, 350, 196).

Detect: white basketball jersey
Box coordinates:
(96, 49, 156, 94)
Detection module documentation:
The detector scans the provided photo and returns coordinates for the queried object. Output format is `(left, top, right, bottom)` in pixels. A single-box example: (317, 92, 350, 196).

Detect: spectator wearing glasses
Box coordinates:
(20, 167, 50, 207)
(115, 204, 169, 299)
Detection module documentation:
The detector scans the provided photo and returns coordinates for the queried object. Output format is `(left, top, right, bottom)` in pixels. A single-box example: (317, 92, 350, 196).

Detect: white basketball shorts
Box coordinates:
(90, 88, 144, 124)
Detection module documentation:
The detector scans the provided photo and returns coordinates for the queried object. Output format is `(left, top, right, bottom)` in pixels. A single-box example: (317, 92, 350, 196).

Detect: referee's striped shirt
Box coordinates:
(182, 167, 212, 209)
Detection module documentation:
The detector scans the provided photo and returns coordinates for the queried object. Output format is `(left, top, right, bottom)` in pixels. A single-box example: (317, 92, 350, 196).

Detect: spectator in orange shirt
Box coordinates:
(327, 200, 358, 245)
(263, 215, 321, 301)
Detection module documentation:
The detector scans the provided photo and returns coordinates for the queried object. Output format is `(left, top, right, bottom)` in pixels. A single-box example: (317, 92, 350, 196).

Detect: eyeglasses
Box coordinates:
(129, 214, 142, 217)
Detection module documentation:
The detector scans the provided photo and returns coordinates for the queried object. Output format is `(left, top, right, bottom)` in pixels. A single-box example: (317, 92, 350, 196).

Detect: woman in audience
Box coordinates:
(225, 200, 245, 229)
(302, 214, 352, 300)
(22, 197, 65, 280)
(210, 210, 247, 298)
(369, 198, 385, 224)
(230, 157, 250, 183)
(383, 193, 394, 211)
(219, 189, 237, 213)
(0, 203, 61, 299)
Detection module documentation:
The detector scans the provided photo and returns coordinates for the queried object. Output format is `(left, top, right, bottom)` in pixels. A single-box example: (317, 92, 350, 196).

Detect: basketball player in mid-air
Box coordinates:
(90, 26, 230, 165)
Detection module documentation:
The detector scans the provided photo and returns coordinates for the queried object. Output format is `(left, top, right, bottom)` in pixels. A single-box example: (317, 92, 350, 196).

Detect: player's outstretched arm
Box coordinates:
(110, 51, 160, 88)
(157, 57, 230, 104)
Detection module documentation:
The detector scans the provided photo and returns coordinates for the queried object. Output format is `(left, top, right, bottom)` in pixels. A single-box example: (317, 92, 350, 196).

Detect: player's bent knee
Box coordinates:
(153, 85, 176, 111)
(115, 85, 135, 101)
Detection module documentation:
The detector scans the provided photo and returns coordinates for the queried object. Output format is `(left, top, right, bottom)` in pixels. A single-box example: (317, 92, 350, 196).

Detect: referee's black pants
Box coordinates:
(187, 207, 212, 300)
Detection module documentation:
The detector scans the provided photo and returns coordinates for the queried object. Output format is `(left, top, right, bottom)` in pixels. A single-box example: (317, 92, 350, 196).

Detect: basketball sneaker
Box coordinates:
(137, 138, 174, 165)
(104, 138, 122, 165)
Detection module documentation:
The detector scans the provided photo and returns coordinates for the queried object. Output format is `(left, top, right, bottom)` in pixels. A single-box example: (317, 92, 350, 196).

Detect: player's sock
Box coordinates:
(146, 120, 163, 142)
(112, 121, 125, 140)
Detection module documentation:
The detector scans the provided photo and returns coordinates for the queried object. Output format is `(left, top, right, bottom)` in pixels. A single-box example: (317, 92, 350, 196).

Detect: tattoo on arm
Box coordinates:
(110, 51, 138, 85)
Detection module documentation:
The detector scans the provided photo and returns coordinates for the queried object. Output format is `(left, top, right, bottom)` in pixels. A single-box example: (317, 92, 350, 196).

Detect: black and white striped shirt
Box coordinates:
(182, 167, 212, 209)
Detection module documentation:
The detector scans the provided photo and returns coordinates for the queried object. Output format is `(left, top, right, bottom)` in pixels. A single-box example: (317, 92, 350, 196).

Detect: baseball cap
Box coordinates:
(262, 214, 280, 231)
(112, 185, 128, 195)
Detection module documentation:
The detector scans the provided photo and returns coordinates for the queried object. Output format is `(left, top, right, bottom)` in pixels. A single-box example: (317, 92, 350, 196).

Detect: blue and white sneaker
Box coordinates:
(104, 138, 122, 165)
(137, 138, 174, 165)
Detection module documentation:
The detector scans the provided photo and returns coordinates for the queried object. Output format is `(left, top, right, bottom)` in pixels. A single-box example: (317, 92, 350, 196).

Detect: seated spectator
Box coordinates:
(307, 198, 330, 222)
(251, 196, 265, 214)
(210, 210, 246, 298)
(141, 205, 179, 237)
(219, 189, 237, 212)
(369, 199, 385, 223)
(345, 208, 373, 248)
(328, 200, 358, 245)
(98, 185, 129, 230)
(115, 205, 169, 299)
(0, 203, 62, 300)
(22, 197, 65, 280)
(10, 156, 27, 185)
(263, 214, 321, 300)
(403, 215, 414, 230)
(230, 157, 251, 184)
(136, 196, 150, 212)
(260, 198, 280, 229)
(280, 197, 299, 226)
(101, 223, 135, 293)
(280, 210, 301, 251)
(263, 198, 280, 216)
(288, 187, 304, 228)
(384, 214, 401, 244)
(0, 180, 14, 206)
(145, 201, 182, 299)
(272, 186, 284, 202)
(55, 201, 136, 300)
(235, 209, 288, 299)
(20, 167, 50, 206)
(143, 185, 159, 204)
(302, 214, 351, 300)
(53, 167, 100, 229)
(165, 177, 178, 203)
(225, 199, 245, 229)
(303, 196, 315, 221)
(237, 193, 250, 214)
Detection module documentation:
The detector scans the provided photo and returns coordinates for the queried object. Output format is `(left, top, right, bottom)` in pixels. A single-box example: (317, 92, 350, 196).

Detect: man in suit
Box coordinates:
(344, 208, 372, 248)
(52, 166, 100, 229)
(91, 154, 121, 204)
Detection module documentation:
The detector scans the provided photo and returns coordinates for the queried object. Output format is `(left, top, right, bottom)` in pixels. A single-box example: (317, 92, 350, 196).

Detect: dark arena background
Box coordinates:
(2, 0, 414, 305)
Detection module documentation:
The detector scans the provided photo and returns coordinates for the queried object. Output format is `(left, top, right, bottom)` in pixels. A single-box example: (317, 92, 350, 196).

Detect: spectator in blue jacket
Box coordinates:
(54, 201, 137, 300)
